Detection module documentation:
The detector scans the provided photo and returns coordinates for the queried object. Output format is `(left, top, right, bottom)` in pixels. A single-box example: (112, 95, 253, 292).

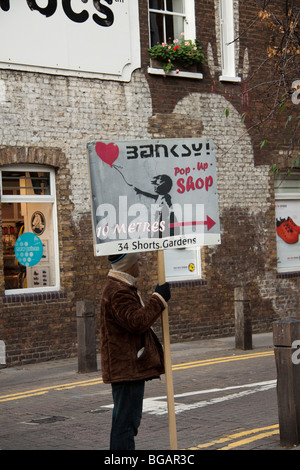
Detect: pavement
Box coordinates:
(1, 332, 300, 454)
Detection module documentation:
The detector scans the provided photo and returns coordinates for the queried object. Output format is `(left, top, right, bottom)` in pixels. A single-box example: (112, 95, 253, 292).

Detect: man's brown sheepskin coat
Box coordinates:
(100, 270, 166, 384)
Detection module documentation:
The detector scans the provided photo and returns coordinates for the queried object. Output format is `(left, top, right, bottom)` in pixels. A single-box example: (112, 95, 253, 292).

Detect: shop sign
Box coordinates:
(14, 232, 44, 267)
(87, 138, 221, 256)
(0, 1, 140, 81)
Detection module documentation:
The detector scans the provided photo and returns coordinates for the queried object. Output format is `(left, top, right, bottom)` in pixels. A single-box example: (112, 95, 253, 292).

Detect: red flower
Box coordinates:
(174, 45, 179, 50)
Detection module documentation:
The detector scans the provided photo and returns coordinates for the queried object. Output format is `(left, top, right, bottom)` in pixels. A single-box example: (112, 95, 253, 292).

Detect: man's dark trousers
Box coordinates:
(110, 380, 145, 450)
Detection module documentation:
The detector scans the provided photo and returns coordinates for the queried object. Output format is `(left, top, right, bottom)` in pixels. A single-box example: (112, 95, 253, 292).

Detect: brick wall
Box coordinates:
(0, 0, 299, 366)
(0, 147, 77, 364)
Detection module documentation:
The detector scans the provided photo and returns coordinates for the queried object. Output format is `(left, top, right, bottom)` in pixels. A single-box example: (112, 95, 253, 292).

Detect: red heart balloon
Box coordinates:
(95, 142, 119, 167)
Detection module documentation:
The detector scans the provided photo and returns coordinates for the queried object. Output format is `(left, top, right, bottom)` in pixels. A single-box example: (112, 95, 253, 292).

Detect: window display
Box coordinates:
(275, 172, 300, 273)
(1, 166, 59, 293)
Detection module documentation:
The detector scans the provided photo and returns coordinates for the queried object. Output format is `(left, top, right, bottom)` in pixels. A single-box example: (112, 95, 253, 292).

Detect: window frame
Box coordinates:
(148, 0, 196, 47)
(219, 0, 241, 83)
(1, 164, 60, 295)
(148, 0, 202, 78)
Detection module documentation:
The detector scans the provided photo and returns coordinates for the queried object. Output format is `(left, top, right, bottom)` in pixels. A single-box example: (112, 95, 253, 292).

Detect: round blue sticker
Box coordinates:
(14, 232, 43, 267)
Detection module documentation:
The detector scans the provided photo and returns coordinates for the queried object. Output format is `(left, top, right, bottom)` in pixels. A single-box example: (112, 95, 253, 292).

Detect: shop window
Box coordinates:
(149, 0, 196, 46)
(219, 0, 241, 82)
(1, 165, 60, 293)
(275, 171, 300, 274)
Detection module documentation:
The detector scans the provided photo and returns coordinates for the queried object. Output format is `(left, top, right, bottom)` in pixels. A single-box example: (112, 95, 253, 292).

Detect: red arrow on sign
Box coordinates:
(169, 216, 216, 231)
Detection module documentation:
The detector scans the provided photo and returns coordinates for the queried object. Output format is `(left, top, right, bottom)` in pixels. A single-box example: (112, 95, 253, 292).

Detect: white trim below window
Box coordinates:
(147, 66, 203, 79)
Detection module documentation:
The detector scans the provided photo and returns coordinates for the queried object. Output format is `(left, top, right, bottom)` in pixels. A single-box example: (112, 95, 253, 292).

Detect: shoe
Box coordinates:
(276, 218, 299, 244)
(286, 216, 300, 234)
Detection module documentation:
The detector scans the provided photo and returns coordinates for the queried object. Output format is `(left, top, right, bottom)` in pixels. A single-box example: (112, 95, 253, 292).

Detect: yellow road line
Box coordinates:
(55, 378, 103, 391)
(0, 377, 103, 402)
(173, 351, 274, 370)
(187, 424, 279, 450)
(218, 428, 279, 450)
(0, 350, 273, 403)
(0, 391, 49, 402)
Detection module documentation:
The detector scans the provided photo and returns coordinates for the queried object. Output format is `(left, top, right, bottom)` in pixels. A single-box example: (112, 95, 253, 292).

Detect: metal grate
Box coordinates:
(2, 170, 51, 196)
(25, 416, 68, 425)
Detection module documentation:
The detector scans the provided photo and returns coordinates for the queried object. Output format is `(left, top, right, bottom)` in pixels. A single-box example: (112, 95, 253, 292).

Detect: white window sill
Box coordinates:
(148, 66, 203, 80)
(219, 75, 241, 83)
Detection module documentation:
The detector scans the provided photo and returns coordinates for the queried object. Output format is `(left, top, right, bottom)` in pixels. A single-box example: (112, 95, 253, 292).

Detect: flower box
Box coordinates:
(148, 35, 205, 79)
(148, 59, 203, 80)
(150, 58, 199, 74)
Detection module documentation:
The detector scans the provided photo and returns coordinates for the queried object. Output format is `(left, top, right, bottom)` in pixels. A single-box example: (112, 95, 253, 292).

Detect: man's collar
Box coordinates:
(108, 269, 137, 286)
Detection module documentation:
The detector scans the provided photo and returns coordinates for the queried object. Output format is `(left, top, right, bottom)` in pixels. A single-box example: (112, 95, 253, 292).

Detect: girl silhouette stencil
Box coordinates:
(134, 175, 177, 237)
(134, 175, 173, 208)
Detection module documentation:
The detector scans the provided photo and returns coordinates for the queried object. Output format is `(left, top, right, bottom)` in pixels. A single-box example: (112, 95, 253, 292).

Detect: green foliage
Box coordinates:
(271, 157, 300, 176)
(260, 139, 268, 149)
(148, 35, 205, 74)
(222, 107, 230, 118)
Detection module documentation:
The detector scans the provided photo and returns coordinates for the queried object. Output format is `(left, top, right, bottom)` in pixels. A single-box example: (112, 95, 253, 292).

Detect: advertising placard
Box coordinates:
(0, 1, 140, 81)
(276, 200, 300, 272)
(87, 138, 221, 256)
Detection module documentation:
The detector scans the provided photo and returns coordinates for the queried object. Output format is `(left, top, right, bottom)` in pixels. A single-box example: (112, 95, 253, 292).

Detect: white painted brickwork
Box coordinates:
(1, 66, 299, 322)
(0, 70, 152, 223)
(0, 70, 270, 224)
(175, 93, 271, 214)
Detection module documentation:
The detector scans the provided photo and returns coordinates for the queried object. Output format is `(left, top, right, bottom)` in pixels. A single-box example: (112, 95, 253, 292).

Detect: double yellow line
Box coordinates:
(172, 350, 274, 371)
(0, 350, 274, 403)
(0, 377, 103, 403)
(187, 424, 279, 450)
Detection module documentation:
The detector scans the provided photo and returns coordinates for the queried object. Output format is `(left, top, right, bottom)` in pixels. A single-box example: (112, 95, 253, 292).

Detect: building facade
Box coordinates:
(0, 0, 299, 366)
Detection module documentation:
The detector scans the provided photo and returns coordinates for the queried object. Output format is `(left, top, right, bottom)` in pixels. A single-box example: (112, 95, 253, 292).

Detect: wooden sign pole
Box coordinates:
(158, 250, 178, 450)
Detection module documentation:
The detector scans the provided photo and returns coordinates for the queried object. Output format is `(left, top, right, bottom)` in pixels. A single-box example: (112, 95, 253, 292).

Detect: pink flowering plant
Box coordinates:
(148, 34, 205, 73)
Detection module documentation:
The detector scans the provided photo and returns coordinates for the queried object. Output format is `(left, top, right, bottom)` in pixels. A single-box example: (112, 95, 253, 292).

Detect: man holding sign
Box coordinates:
(88, 137, 221, 449)
(100, 252, 170, 450)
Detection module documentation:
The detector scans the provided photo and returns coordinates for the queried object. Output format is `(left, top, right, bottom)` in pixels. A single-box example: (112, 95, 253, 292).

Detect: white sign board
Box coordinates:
(0, 0, 140, 81)
(164, 248, 201, 281)
(276, 200, 300, 273)
(87, 138, 221, 256)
